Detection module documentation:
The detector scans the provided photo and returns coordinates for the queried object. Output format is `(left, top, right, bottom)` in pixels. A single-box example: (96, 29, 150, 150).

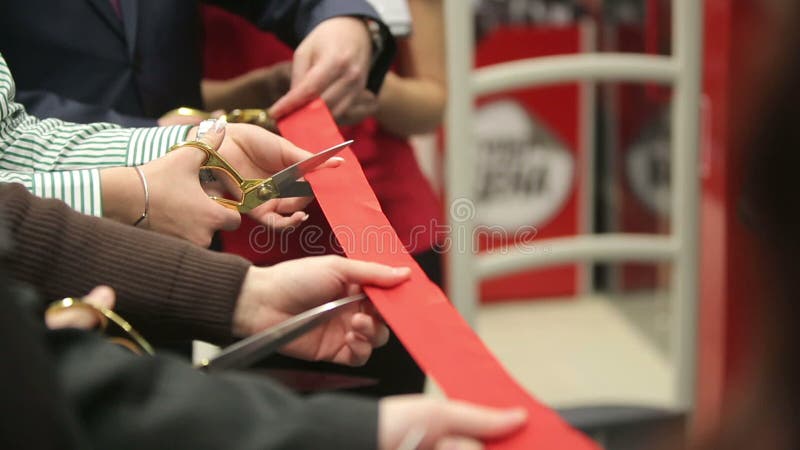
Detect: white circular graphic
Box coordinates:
(473, 100, 575, 231)
(625, 109, 672, 218)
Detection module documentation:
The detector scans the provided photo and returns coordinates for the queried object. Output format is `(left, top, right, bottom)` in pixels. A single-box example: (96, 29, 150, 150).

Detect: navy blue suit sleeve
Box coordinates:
(16, 89, 158, 127)
(206, 0, 396, 93)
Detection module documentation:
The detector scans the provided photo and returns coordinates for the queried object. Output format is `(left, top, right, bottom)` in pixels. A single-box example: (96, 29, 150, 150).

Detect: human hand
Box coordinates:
(136, 121, 241, 246)
(259, 62, 376, 126)
(379, 396, 528, 450)
(219, 62, 375, 126)
(269, 16, 372, 119)
(212, 121, 342, 229)
(45, 286, 116, 330)
(232, 256, 411, 366)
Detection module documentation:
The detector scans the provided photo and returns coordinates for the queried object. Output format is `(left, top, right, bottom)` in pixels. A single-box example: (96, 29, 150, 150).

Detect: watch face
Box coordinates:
(365, 0, 413, 37)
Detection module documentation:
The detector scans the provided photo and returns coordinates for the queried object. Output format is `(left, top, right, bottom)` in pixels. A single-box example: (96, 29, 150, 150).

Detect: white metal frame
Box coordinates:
(444, 0, 702, 412)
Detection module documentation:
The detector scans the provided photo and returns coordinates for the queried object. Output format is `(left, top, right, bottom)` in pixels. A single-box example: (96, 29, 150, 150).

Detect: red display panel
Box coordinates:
(472, 25, 592, 302)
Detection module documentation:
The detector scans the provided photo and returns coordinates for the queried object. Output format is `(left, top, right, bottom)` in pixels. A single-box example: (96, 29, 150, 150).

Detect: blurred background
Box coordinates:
(413, 1, 752, 447)
(201, 1, 761, 448)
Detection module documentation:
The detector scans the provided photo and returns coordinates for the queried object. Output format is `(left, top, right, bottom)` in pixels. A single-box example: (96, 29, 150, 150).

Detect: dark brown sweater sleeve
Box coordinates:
(0, 183, 251, 344)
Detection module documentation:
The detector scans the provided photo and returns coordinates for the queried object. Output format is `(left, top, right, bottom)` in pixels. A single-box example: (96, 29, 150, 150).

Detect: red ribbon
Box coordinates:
(279, 100, 597, 449)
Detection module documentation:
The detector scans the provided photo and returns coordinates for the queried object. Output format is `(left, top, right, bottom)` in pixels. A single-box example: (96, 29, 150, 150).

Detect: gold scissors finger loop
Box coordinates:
(168, 138, 352, 213)
(46, 297, 155, 356)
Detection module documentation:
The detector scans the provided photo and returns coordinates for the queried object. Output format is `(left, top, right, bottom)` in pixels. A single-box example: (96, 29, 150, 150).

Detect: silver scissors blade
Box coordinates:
(200, 293, 366, 372)
(275, 181, 313, 198)
(270, 140, 353, 194)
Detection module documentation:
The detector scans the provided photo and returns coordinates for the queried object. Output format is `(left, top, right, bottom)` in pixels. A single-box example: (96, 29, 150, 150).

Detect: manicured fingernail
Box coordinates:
(301, 213, 310, 222)
(392, 267, 411, 276)
(214, 115, 228, 133)
(197, 119, 215, 139)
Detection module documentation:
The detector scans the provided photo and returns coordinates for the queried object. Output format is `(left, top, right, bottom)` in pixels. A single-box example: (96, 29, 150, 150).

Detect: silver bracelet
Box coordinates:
(133, 166, 149, 227)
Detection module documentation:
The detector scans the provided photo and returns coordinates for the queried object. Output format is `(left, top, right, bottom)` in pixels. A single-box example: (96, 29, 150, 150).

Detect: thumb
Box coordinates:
(45, 286, 117, 330)
(192, 117, 242, 234)
(440, 403, 528, 440)
(331, 257, 412, 288)
(83, 285, 116, 311)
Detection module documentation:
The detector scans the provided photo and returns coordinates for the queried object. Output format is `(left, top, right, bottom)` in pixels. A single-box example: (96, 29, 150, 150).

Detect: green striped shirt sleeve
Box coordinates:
(0, 52, 191, 216)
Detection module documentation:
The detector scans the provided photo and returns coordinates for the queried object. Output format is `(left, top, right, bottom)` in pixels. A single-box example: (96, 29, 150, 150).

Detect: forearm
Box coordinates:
(374, 73, 446, 136)
(0, 54, 191, 215)
(99, 167, 145, 225)
(0, 112, 190, 217)
(373, 0, 446, 135)
(0, 183, 250, 344)
(53, 330, 378, 450)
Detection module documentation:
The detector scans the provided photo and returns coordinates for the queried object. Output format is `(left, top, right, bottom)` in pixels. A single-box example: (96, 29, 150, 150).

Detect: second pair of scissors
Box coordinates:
(169, 130, 352, 213)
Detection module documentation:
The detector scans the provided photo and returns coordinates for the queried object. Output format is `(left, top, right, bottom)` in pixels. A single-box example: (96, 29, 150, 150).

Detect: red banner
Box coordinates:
(280, 100, 597, 449)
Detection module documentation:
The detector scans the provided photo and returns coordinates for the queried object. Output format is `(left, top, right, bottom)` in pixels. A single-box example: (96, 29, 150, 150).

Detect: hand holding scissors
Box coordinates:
(230, 256, 411, 367)
(178, 118, 350, 229)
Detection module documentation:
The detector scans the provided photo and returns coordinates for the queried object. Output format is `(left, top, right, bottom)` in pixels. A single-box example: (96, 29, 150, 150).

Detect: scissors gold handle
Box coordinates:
(168, 140, 280, 212)
(162, 107, 277, 133)
(169, 137, 352, 213)
(46, 297, 155, 356)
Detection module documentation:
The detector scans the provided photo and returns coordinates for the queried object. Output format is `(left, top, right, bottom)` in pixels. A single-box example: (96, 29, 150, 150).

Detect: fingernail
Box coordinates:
(301, 213, 310, 222)
(214, 115, 228, 133)
(197, 119, 215, 139)
(506, 408, 528, 422)
(392, 267, 411, 276)
(94, 285, 114, 300)
(331, 156, 345, 162)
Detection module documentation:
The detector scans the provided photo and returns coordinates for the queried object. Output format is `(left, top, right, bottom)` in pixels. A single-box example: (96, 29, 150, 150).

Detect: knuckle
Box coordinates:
(227, 212, 242, 229)
(320, 254, 340, 265)
(321, 255, 347, 271)
(211, 208, 236, 228)
(430, 399, 448, 416)
(335, 52, 350, 66)
(194, 233, 213, 248)
(345, 65, 363, 82)
(304, 79, 324, 96)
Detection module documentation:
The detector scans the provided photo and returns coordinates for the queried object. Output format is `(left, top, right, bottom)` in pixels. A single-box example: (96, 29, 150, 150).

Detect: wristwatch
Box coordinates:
(362, 17, 385, 66)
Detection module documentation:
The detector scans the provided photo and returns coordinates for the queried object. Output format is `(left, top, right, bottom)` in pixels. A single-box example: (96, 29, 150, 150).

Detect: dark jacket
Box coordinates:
(0, 184, 379, 449)
(0, 0, 394, 126)
(0, 183, 250, 345)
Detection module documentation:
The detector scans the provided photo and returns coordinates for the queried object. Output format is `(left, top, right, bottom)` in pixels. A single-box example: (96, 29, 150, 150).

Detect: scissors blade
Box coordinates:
(201, 293, 366, 372)
(277, 181, 313, 198)
(270, 140, 353, 194)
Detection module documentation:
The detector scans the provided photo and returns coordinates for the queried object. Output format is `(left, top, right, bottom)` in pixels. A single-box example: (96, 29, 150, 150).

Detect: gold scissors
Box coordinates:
(46, 294, 368, 375)
(45, 297, 155, 355)
(169, 136, 352, 213)
(162, 107, 277, 132)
